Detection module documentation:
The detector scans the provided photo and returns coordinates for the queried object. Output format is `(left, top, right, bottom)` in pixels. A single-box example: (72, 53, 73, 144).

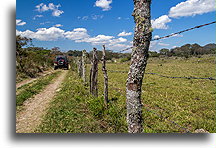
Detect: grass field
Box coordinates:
(37, 55, 215, 133)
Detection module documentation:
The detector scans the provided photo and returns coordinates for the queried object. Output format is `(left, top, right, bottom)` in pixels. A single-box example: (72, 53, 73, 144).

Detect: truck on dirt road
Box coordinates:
(54, 55, 69, 70)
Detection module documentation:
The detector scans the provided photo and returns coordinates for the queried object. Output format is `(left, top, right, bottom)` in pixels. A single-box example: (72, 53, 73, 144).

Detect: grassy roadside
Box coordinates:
(36, 70, 127, 133)
(36, 55, 215, 133)
(16, 71, 61, 107)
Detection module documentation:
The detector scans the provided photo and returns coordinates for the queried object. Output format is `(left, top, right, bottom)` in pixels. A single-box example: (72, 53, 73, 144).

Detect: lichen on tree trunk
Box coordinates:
(126, 0, 152, 133)
(90, 48, 98, 97)
(77, 58, 82, 77)
(102, 45, 108, 107)
(82, 50, 86, 84)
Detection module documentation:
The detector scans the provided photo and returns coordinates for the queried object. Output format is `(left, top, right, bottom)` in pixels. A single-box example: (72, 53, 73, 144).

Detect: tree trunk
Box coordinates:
(102, 45, 109, 106)
(77, 58, 82, 77)
(90, 61, 93, 93)
(82, 50, 86, 83)
(90, 48, 98, 97)
(126, 0, 152, 133)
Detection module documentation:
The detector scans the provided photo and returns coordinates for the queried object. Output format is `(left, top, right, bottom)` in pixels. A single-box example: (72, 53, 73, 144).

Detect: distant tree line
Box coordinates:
(67, 49, 131, 62)
(149, 43, 216, 58)
(16, 35, 215, 81)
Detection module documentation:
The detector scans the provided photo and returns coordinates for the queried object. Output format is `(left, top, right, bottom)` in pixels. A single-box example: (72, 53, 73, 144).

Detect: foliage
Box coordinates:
(37, 70, 127, 133)
(120, 57, 131, 63)
(16, 71, 60, 107)
(149, 43, 216, 58)
(16, 35, 61, 82)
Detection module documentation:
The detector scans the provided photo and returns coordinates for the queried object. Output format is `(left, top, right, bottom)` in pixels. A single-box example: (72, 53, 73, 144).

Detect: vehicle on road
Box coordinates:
(54, 55, 69, 70)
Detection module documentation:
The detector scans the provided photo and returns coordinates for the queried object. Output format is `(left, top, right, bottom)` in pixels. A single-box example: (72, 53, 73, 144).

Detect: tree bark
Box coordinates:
(90, 61, 93, 93)
(77, 58, 82, 77)
(126, 0, 152, 133)
(102, 45, 109, 107)
(82, 50, 86, 83)
(90, 48, 98, 97)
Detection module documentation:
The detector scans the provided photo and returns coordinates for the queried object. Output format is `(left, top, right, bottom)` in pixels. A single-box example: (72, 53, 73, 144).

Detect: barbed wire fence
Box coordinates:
(74, 21, 215, 133)
(119, 21, 216, 53)
(107, 70, 216, 80)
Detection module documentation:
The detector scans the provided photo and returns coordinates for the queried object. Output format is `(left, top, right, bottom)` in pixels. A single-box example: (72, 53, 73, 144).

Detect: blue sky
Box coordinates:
(16, 0, 215, 52)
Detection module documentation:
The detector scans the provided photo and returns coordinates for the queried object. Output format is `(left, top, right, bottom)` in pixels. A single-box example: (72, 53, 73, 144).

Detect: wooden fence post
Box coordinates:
(90, 48, 98, 97)
(82, 50, 86, 83)
(77, 57, 82, 77)
(90, 61, 93, 93)
(126, 0, 152, 133)
(102, 45, 108, 106)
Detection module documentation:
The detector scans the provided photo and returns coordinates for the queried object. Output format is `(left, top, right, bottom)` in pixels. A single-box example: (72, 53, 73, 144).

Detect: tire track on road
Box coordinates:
(16, 70, 68, 133)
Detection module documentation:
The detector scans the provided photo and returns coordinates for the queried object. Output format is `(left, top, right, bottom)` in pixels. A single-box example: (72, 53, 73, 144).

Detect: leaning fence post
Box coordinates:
(90, 48, 98, 97)
(82, 50, 86, 83)
(102, 45, 108, 106)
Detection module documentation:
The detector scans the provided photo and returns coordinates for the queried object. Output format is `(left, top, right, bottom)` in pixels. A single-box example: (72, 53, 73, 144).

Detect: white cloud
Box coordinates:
(65, 28, 89, 41)
(17, 26, 130, 51)
(78, 15, 103, 20)
(35, 3, 64, 17)
(117, 17, 122, 20)
(36, 3, 49, 12)
(91, 14, 104, 20)
(108, 43, 132, 51)
(169, 0, 215, 18)
(40, 21, 51, 25)
(78, 35, 114, 45)
(81, 16, 89, 20)
(151, 15, 171, 29)
(17, 27, 65, 41)
(16, 19, 26, 26)
(52, 9, 64, 17)
(95, 0, 112, 11)
(118, 31, 132, 37)
(158, 42, 170, 46)
(153, 35, 160, 39)
(107, 37, 131, 51)
(33, 15, 43, 20)
(109, 37, 127, 45)
(54, 24, 63, 27)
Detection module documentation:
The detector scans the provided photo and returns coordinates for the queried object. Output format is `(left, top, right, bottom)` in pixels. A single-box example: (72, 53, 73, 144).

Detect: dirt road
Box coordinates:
(16, 70, 68, 133)
(16, 70, 55, 89)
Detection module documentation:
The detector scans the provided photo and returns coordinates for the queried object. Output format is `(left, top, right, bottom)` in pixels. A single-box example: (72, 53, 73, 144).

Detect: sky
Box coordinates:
(16, 0, 215, 52)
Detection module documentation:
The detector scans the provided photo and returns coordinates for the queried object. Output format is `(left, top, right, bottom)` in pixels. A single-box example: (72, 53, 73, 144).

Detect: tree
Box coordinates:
(126, 0, 152, 133)
(16, 35, 32, 55)
(51, 47, 60, 52)
(149, 51, 159, 57)
(159, 48, 169, 56)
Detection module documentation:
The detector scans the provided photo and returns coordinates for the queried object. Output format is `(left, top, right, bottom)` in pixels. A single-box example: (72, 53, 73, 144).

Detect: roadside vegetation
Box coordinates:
(16, 71, 61, 107)
(36, 70, 127, 133)
(16, 36, 67, 83)
(37, 55, 215, 133)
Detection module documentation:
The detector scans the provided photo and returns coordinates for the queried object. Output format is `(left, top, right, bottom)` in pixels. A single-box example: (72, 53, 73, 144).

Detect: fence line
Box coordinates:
(107, 70, 216, 80)
(119, 21, 216, 53)
(108, 82, 191, 133)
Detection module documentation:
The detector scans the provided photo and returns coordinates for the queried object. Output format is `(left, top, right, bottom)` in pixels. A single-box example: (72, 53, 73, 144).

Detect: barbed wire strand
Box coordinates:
(119, 21, 216, 53)
(108, 82, 191, 133)
(107, 70, 216, 80)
